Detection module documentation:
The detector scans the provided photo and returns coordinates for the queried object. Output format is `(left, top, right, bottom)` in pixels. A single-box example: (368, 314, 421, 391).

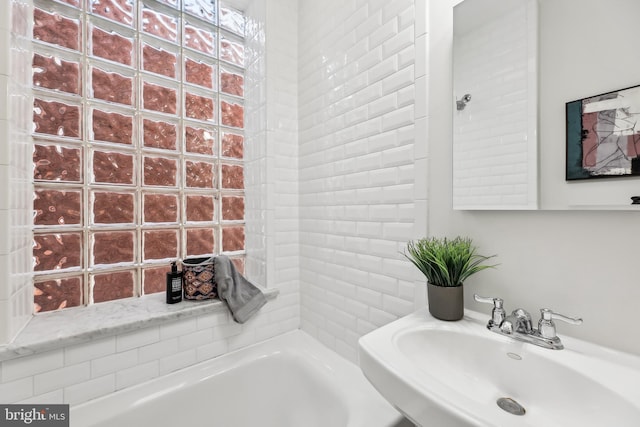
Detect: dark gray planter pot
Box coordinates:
(427, 282, 464, 321)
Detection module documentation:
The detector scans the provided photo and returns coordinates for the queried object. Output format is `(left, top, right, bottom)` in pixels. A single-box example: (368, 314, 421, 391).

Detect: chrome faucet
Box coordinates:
(474, 294, 583, 350)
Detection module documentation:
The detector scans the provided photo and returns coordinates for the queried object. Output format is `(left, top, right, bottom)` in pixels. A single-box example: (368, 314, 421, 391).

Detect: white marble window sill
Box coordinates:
(0, 288, 278, 362)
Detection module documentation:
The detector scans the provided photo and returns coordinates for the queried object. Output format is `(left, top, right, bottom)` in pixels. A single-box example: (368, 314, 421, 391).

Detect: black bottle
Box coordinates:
(166, 262, 182, 304)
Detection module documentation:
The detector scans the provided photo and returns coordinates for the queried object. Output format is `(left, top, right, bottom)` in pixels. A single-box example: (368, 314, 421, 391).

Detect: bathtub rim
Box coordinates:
(70, 329, 403, 427)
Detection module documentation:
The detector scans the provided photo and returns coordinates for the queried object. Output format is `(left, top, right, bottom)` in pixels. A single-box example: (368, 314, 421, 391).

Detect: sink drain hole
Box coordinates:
(497, 397, 526, 416)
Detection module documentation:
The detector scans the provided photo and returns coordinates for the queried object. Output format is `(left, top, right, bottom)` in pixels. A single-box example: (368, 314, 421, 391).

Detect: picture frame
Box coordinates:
(566, 84, 640, 180)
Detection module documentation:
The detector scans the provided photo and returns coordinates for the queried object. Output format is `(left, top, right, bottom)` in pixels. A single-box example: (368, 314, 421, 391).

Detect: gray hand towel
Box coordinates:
(214, 255, 267, 323)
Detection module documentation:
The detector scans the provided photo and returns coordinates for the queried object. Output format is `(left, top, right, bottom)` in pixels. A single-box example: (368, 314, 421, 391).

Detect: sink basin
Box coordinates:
(358, 309, 640, 427)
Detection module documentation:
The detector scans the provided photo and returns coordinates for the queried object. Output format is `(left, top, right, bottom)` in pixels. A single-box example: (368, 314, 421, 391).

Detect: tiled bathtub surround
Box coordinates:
(298, 0, 428, 361)
(0, 290, 295, 405)
(0, 0, 301, 405)
(1, 0, 427, 393)
(0, 0, 432, 406)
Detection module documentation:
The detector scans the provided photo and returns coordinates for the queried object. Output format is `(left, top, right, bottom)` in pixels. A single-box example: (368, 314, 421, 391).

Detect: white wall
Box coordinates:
(298, 0, 428, 362)
(539, 0, 640, 209)
(430, 0, 640, 356)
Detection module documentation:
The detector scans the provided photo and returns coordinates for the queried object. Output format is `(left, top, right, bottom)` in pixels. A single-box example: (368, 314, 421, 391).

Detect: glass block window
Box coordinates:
(32, 0, 246, 313)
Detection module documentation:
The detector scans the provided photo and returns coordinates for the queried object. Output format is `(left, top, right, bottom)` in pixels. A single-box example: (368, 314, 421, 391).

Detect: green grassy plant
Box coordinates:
(404, 237, 496, 287)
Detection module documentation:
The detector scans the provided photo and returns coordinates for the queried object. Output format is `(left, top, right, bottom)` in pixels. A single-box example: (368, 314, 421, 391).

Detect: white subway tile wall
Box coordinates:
(0, 0, 34, 344)
(243, 0, 268, 284)
(298, 0, 427, 362)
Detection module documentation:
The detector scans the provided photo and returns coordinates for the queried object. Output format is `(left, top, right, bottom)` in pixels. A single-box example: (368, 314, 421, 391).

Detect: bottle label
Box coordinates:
(171, 277, 181, 292)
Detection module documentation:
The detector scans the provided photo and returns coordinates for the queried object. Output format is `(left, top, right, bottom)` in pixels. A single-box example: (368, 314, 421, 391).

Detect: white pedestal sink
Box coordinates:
(358, 309, 640, 427)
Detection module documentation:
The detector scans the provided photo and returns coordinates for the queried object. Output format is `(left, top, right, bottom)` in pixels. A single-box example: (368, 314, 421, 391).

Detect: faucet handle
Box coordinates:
(473, 294, 502, 305)
(538, 308, 583, 339)
(473, 294, 506, 328)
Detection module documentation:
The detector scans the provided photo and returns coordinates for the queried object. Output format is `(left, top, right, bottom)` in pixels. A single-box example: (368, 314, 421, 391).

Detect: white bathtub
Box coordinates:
(71, 330, 411, 427)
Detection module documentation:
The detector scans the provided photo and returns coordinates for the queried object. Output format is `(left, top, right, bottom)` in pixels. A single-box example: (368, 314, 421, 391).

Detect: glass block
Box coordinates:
(143, 266, 170, 295)
(142, 6, 178, 42)
(92, 68, 133, 106)
(34, 144, 82, 182)
(220, 68, 243, 97)
(143, 119, 177, 150)
(92, 150, 134, 184)
(221, 163, 243, 189)
(91, 26, 133, 66)
(185, 22, 215, 55)
(34, 189, 82, 226)
(220, 34, 244, 67)
(33, 54, 80, 95)
(220, 4, 245, 36)
(143, 156, 177, 186)
(30, 0, 248, 309)
(33, 233, 82, 272)
(185, 126, 215, 155)
(185, 160, 214, 188)
(92, 109, 133, 145)
(91, 0, 134, 27)
(185, 58, 214, 89)
(186, 228, 214, 256)
(221, 195, 244, 221)
(220, 99, 244, 128)
(143, 82, 177, 114)
(185, 92, 214, 121)
(142, 44, 177, 78)
(156, 0, 178, 8)
(34, 99, 81, 138)
(231, 257, 244, 275)
(184, 0, 217, 23)
(143, 193, 178, 223)
(222, 226, 244, 252)
(186, 194, 214, 222)
(93, 191, 134, 224)
(92, 231, 135, 265)
(34, 277, 83, 313)
(221, 131, 243, 159)
(143, 229, 178, 261)
(92, 270, 135, 303)
(34, 9, 80, 51)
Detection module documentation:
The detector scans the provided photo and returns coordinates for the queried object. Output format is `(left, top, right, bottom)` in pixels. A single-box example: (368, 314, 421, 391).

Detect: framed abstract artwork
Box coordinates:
(566, 84, 640, 180)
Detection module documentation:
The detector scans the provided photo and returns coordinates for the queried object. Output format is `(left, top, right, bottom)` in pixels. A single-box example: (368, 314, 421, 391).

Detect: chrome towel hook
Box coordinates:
(456, 93, 472, 110)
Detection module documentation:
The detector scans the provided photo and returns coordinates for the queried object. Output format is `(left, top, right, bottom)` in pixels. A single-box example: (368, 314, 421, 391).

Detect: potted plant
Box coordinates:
(404, 236, 496, 321)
